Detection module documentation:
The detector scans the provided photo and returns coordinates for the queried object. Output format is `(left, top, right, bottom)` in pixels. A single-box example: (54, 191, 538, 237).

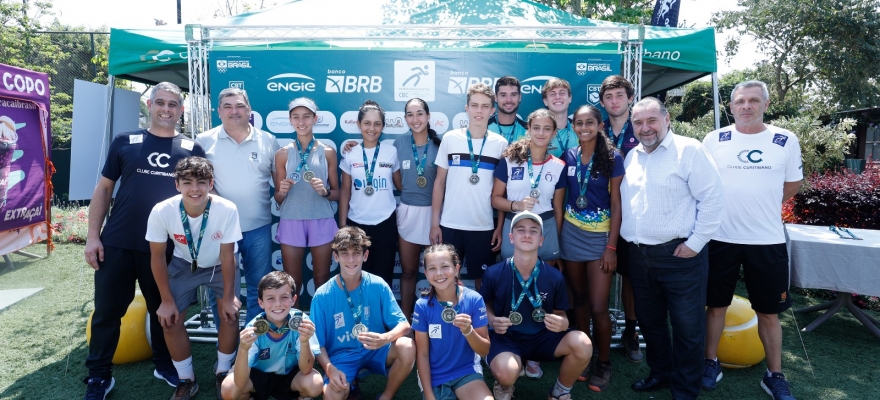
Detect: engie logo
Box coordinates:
(267, 73, 316, 92)
(520, 76, 558, 95)
(2, 72, 47, 96)
(737, 150, 763, 164)
(326, 75, 382, 93)
(394, 60, 435, 101)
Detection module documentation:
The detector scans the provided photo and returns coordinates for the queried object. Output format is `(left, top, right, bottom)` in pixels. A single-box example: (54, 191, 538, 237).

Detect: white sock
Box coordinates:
(551, 379, 571, 397)
(173, 357, 195, 380)
(216, 351, 235, 373)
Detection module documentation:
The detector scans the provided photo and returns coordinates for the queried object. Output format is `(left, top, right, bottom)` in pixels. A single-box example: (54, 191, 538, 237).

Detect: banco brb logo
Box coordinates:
(394, 61, 435, 102)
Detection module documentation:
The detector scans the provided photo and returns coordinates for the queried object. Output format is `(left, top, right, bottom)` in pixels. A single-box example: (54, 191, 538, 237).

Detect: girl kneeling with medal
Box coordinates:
(557, 105, 624, 392)
(413, 244, 492, 400)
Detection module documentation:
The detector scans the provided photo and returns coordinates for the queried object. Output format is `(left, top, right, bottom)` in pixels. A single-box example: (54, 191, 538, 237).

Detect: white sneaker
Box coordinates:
(525, 361, 543, 379)
(493, 381, 515, 400)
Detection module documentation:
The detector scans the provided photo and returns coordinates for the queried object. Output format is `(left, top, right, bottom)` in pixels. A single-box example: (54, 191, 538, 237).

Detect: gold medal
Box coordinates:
(253, 319, 270, 335)
(302, 171, 315, 181)
(417, 176, 428, 187)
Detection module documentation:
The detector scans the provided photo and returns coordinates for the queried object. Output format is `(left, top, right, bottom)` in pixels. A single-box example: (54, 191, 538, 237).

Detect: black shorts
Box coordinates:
(441, 226, 496, 279)
(249, 367, 300, 400)
(615, 239, 632, 277)
(706, 240, 792, 314)
(486, 329, 568, 365)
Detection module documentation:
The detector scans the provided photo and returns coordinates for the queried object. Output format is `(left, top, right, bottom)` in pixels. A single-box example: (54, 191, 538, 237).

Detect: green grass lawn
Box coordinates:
(1, 243, 879, 399)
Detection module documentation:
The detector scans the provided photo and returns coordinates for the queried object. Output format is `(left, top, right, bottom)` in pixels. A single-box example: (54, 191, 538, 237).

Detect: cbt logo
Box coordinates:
(326, 75, 382, 93)
(394, 60, 436, 101)
(267, 73, 316, 92)
(587, 84, 601, 105)
(737, 150, 763, 163)
(229, 81, 244, 89)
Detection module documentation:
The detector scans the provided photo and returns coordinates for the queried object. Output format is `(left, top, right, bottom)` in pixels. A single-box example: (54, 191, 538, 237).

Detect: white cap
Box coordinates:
(288, 98, 317, 113)
(510, 211, 543, 234)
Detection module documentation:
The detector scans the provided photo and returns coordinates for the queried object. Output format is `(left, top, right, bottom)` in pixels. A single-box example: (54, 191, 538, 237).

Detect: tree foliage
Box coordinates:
(714, 0, 880, 111)
(536, 0, 653, 24)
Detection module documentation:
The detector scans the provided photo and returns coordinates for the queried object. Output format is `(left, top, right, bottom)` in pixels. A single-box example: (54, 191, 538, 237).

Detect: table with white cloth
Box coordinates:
(786, 224, 880, 339)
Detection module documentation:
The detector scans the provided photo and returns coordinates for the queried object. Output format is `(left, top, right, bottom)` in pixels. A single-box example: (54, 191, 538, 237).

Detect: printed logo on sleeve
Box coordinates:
(334, 312, 345, 329)
(719, 131, 732, 142)
(568, 166, 576, 176)
(429, 324, 442, 339)
(772, 134, 788, 147)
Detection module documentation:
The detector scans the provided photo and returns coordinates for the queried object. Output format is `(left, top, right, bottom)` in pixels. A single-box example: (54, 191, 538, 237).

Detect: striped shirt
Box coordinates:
(620, 130, 723, 253)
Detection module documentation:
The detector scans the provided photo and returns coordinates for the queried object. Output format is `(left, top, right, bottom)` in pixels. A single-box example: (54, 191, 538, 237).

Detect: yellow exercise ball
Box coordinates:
(86, 290, 152, 364)
(717, 295, 766, 368)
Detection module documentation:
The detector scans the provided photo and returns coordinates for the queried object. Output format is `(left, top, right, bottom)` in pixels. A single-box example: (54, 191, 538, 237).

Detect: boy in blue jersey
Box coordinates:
(311, 227, 415, 400)
(220, 271, 323, 400)
(480, 211, 592, 400)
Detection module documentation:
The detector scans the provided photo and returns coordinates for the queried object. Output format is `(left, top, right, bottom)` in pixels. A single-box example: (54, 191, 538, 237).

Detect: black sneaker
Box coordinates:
(621, 330, 643, 363)
(215, 371, 227, 400)
(761, 372, 796, 400)
(171, 378, 199, 400)
(82, 377, 115, 400)
(154, 368, 179, 388)
(702, 358, 723, 390)
(588, 360, 613, 392)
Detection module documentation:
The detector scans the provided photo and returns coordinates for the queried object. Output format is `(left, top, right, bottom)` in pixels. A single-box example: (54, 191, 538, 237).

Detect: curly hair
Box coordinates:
(174, 156, 214, 181)
(258, 271, 297, 299)
(572, 105, 616, 179)
(331, 226, 372, 253)
(502, 108, 557, 164)
(420, 244, 462, 305)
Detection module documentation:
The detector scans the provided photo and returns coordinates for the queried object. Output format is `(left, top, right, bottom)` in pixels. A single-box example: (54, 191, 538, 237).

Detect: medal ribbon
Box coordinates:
(338, 273, 365, 325)
(527, 149, 546, 191)
(410, 133, 428, 179)
(294, 137, 316, 174)
(466, 130, 488, 176)
(576, 146, 596, 200)
(555, 121, 573, 154)
(361, 143, 381, 189)
(606, 121, 628, 150)
(438, 284, 462, 312)
(179, 197, 212, 269)
(509, 258, 542, 312)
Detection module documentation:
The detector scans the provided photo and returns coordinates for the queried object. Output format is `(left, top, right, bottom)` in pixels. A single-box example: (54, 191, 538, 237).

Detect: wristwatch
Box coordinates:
(322, 188, 331, 198)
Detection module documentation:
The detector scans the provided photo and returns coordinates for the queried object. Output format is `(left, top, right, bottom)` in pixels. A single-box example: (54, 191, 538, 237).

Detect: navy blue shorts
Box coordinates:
(249, 367, 300, 400)
(441, 226, 497, 279)
(486, 329, 568, 365)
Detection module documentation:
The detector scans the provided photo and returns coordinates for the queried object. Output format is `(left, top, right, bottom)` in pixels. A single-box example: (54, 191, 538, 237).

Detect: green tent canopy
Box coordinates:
(109, 0, 716, 95)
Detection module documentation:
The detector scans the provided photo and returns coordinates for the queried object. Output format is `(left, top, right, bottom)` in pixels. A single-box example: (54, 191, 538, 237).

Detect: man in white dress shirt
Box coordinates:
(620, 97, 723, 400)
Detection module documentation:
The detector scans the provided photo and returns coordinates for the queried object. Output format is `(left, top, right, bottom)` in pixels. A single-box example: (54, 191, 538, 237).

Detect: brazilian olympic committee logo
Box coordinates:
(216, 60, 227, 73)
(737, 150, 763, 164)
(394, 60, 436, 101)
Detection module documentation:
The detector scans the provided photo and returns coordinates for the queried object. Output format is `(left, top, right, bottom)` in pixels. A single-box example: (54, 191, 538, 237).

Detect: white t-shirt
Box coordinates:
(703, 125, 803, 244)
(434, 128, 508, 231)
(494, 155, 566, 215)
(340, 143, 400, 225)
(145, 194, 243, 267)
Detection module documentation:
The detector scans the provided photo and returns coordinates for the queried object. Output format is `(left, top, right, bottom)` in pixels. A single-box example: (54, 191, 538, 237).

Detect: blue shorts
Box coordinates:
(486, 329, 568, 365)
(424, 373, 485, 400)
(323, 344, 391, 384)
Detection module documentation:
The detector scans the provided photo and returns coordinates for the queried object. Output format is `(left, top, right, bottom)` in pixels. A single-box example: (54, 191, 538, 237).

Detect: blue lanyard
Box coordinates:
(255, 311, 291, 335)
(509, 258, 542, 311)
(361, 143, 381, 188)
(410, 133, 428, 177)
(576, 147, 595, 199)
(527, 149, 546, 190)
(338, 273, 364, 324)
(466, 130, 487, 175)
(555, 121, 573, 154)
(606, 121, 628, 150)
(179, 198, 211, 267)
(294, 137, 315, 174)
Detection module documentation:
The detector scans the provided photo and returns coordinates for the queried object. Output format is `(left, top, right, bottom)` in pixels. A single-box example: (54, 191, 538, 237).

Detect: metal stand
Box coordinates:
(185, 286, 247, 343)
(2, 250, 46, 273)
(795, 291, 880, 339)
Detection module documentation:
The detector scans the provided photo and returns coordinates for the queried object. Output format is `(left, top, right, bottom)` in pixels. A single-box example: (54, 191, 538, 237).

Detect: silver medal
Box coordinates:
(509, 311, 523, 325)
(352, 323, 369, 336)
(364, 186, 375, 196)
(532, 308, 546, 322)
(288, 311, 303, 330)
(289, 172, 301, 182)
(441, 307, 456, 323)
(576, 196, 588, 209)
(529, 188, 541, 199)
(302, 171, 315, 181)
(469, 174, 480, 185)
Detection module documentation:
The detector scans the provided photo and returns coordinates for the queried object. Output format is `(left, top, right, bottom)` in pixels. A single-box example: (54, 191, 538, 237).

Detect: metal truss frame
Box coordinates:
(186, 24, 643, 134)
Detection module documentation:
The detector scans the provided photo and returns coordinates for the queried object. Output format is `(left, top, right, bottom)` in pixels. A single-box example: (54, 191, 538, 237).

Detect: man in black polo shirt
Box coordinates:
(82, 82, 206, 400)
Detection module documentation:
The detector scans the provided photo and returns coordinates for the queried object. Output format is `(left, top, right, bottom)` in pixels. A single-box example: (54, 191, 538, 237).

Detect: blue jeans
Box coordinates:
(628, 239, 708, 400)
(209, 224, 273, 326)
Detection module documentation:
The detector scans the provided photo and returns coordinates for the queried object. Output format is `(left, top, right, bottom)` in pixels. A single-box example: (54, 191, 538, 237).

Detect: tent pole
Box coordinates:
(712, 72, 720, 130)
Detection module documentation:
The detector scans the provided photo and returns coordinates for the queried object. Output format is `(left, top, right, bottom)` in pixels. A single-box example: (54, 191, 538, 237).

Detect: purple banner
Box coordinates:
(0, 63, 51, 232)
